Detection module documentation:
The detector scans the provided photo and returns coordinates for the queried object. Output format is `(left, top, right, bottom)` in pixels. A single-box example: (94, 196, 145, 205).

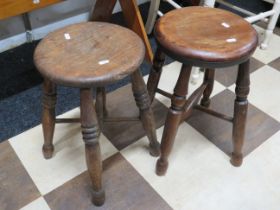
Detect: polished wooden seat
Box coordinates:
(147, 6, 258, 176)
(154, 6, 258, 67)
(34, 22, 160, 206)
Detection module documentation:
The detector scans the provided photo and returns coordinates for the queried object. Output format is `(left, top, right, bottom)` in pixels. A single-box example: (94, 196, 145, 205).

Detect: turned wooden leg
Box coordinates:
(147, 48, 165, 103)
(200, 68, 215, 107)
(231, 60, 250, 167)
(131, 69, 160, 157)
(80, 88, 105, 206)
(156, 64, 192, 176)
(42, 79, 56, 159)
(95, 87, 107, 130)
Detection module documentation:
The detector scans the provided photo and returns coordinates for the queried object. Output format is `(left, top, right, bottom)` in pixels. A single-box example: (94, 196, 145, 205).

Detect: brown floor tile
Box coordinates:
(0, 141, 40, 210)
(268, 57, 280, 71)
(45, 153, 172, 210)
(215, 57, 264, 87)
(102, 84, 168, 150)
(187, 89, 280, 156)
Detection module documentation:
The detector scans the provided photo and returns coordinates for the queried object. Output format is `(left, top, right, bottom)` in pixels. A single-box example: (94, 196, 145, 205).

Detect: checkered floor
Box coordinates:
(1, 25, 280, 210)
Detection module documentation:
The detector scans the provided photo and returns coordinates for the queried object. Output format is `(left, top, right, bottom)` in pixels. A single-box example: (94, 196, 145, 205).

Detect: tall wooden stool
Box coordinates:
(147, 7, 258, 176)
(34, 22, 160, 206)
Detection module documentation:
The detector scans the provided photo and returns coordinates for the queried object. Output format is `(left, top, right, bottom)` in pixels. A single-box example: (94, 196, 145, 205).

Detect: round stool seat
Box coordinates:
(34, 22, 145, 87)
(154, 7, 258, 67)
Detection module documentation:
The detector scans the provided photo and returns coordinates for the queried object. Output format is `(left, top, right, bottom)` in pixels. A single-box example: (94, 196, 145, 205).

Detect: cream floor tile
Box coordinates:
(121, 123, 231, 210)
(121, 122, 280, 210)
(144, 61, 226, 107)
(252, 26, 280, 64)
(9, 108, 118, 195)
(224, 130, 280, 210)
(20, 197, 50, 210)
(245, 130, 280, 193)
(229, 65, 280, 122)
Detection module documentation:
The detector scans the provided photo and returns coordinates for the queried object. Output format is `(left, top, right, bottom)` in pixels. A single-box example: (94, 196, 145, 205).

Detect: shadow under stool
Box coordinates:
(147, 6, 258, 176)
(34, 22, 160, 206)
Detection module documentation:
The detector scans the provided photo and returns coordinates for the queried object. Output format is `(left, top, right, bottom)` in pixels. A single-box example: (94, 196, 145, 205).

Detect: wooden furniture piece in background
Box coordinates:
(0, 0, 64, 42)
(91, 0, 154, 63)
(147, 7, 258, 175)
(0, 0, 63, 20)
(90, 0, 156, 123)
(34, 22, 160, 206)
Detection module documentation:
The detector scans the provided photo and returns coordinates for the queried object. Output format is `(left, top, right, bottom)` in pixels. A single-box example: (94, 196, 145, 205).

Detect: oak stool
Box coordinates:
(147, 7, 258, 175)
(34, 22, 160, 206)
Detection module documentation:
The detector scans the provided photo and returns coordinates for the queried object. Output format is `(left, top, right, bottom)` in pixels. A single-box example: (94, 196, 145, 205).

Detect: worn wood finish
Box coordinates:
(91, 0, 154, 63)
(131, 69, 160, 157)
(90, 0, 117, 22)
(182, 83, 207, 117)
(156, 64, 192, 176)
(35, 21, 160, 206)
(147, 48, 166, 103)
(149, 6, 258, 175)
(0, 0, 63, 20)
(96, 87, 107, 130)
(100, 87, 108, 117)
(231, 60, 250, 166)
(34, 22, 145, 88)
(80, 88, 104, 206)
(200, 68, 215, 107)
(101, 84, 168, 151)
(119, 0, 154, 62)
(42, 79, 56, 159)
(194, 105, 233, 122)
(154, 7, 258, 67)
(156, 88, 173, 99)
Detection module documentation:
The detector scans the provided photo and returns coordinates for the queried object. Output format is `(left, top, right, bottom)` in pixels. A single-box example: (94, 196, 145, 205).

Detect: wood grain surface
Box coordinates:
(155, 6, 258, 67)
(34, 22, 145, 87)
(91, 0, 154, 63)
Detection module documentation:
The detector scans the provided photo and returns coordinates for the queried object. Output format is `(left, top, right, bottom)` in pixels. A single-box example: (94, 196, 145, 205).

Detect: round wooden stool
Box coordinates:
(147, 7, 258, 175)
(34, 22, 160, 206)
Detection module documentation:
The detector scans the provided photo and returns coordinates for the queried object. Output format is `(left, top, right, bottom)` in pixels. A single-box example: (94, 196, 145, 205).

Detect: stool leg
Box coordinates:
(201, 68, 215, 107)
(42, 79, 56, 159)
(156, 64, 192, 176)
(231, 60, 250, 167)
(95, 87, 107, 130)
(131, 69, 160, 157)
(147, 48, 165, 103)
(80, 88, 105, 206)
(101, 87, 108, 116)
